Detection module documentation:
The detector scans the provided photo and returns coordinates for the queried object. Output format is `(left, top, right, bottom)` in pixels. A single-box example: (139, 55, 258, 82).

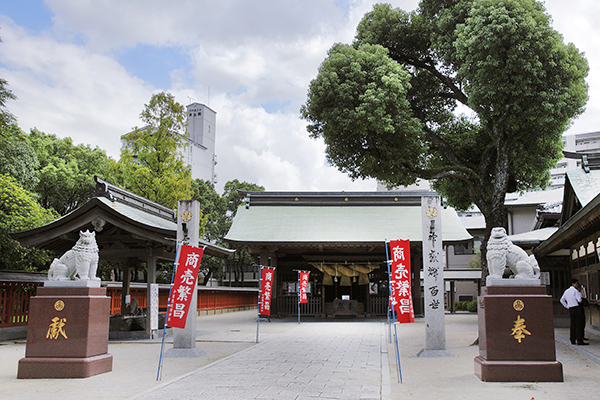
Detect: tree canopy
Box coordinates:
(0, 75, 16, 128)
(27, 128, 113, 215)
(0, 174, 58, 270)
(191, 179, 264, 285)
(0, 124, 39, 191)
(301, 0, 588, 244)
(114, 92, 191, 208)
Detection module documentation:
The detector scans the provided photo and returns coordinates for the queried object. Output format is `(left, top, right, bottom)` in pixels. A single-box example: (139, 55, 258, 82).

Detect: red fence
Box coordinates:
(0, 283, 257, 328)
(0, 283, 41, 328)
(105, 286, 257, 315)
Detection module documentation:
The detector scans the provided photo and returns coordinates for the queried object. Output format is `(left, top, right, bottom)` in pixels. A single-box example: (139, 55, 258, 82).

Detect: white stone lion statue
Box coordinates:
(48, 230, 100, 281)
(486, 227, 540, 280)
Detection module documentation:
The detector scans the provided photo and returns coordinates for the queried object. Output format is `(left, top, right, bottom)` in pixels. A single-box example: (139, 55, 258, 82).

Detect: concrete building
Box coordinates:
(121, 102, 218, 184)
(550, 131, 600, 188)
(184, 103, 218, 184)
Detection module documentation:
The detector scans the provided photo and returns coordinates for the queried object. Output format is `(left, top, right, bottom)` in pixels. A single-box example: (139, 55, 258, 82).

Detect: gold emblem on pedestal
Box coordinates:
(54, 300, 65, 311)
(513, 299, 524, 311)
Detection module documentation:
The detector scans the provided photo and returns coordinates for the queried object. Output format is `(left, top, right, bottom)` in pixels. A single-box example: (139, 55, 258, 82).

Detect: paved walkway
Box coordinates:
(3, 310, 600, 400)
(134, 321, 386, 400)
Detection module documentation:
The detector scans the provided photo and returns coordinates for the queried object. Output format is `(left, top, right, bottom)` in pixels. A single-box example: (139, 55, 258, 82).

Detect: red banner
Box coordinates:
(299, 271, 310, 304)
(166, 245, 204, 328)
(259, 267, 275, 315)
(389, 240, 414, 323)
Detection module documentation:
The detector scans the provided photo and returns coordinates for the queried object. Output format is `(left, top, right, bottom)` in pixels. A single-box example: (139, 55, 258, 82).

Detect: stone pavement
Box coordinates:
(2, 310, 600, 400)
(133, 320, 385, 400)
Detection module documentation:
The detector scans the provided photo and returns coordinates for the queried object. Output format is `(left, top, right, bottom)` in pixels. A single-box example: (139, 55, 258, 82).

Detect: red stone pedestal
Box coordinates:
(474, 285, 563, 382)
(17, 286, 113, 379)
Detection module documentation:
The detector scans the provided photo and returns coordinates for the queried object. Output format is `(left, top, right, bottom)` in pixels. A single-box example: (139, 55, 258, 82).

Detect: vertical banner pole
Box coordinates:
(385, 239, 403, 383)
(297, 270, 301, 324)
(256, 265, 262, 343)
(157, 242, 181, 381)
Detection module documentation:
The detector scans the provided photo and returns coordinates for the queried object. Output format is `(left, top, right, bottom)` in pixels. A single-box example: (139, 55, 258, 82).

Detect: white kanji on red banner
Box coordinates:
(166, 245, 204, 329)
(299, 271, 310, 304)
(389, 240, 414, 323)
(259, 267, 275, 316)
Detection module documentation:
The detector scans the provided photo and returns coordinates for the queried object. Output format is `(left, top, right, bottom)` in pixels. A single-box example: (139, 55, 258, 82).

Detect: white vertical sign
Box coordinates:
(150, 283, 159, 331)
(421, 195, 447, 351)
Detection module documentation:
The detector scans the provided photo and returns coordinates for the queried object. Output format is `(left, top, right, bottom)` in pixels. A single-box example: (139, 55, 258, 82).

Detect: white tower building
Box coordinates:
(184, 103, 217, 184)
(121, 102, 218, 184)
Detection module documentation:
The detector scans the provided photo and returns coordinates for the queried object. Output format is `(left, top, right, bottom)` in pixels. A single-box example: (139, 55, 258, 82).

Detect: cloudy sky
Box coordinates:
(1, 1, 599, 193)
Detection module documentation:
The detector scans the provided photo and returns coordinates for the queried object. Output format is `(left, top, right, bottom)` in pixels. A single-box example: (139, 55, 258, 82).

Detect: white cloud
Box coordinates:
(0, 17, 153, 157)
(3, 0, 597, 196)
(545, 1, 600, 135)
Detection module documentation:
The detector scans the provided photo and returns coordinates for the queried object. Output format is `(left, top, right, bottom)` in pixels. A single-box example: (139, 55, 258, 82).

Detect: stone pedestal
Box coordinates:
(18, 286, 113, 379)
(474, 285, 563, 382)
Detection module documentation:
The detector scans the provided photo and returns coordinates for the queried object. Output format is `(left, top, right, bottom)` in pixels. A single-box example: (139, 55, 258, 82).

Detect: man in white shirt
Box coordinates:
(560, 279, 587, 345)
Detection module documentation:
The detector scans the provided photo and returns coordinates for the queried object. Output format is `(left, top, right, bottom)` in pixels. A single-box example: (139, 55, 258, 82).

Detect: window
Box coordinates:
(454, 242, 474, 255)
(454, 238, 482, 255)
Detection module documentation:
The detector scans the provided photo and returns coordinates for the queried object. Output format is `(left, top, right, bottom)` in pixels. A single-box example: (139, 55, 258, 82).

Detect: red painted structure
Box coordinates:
(1, 282, 257, 329)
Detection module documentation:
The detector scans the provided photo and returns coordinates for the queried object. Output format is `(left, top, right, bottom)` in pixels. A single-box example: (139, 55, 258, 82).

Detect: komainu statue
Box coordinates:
(48, 230, 100, 281)
(486, 227, 541, 281)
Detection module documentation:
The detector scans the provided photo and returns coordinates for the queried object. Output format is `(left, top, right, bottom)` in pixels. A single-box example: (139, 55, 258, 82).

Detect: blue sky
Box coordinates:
(1, 0, 600, 193)
(1, 0, 53, 32)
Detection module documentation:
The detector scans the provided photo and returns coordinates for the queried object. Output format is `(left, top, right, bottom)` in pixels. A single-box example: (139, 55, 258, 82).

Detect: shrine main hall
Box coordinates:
(224, 190, 472, 318)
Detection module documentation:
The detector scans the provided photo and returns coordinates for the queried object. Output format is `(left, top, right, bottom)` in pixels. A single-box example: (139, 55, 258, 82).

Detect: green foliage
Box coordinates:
(0, 174, 58, 270)
(301, 43, 424, 185)
(468, 252, 481, 269)
(0, 124, 39, 191)
(115, 92, 191, 208)
(191, 179, 227, 242)
(455, 300, 478, 312)
(222, 179, 265, 216)
(0, 77, 16, 128)
(302, 0, 588, 233)
(0, 174, 58, 232)
(191, 179, 264, 285)
(27, 128, 113, 215)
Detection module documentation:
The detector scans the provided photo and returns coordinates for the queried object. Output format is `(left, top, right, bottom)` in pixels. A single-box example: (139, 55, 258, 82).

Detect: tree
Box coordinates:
(26, 129, 113, 215)
(0, 124, 39, 191)
(115, 92, 191, 209)
(0, 38, 16, 128)
(191, 179, 226, 243)
(301, 0, 588, 270)
(191, 179, 264, 285)
(0, 174, 58, 270)
(222, 179, 266, 217)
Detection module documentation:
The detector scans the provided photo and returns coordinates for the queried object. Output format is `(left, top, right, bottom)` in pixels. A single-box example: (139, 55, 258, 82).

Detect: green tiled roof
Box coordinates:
(567, 169, 600, 207)
(225, 205, 471, 244)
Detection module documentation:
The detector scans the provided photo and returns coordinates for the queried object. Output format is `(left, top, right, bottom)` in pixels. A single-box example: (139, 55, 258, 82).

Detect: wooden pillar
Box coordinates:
(121, 258, 134, 314)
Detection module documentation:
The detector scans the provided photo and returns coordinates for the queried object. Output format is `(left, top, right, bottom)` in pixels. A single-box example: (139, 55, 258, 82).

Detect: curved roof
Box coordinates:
(225, 192, 471, 246)
(12, 179, 233, 260)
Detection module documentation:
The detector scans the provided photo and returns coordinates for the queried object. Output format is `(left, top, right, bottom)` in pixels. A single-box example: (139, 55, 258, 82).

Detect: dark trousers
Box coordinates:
(569, 306, 585, 343)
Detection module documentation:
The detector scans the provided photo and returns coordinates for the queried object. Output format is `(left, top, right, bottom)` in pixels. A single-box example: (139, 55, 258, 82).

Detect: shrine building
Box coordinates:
(224, 190, 472, 317)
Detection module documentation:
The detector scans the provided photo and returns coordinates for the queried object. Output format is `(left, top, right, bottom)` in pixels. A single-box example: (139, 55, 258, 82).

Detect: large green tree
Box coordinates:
(301, 0, 588, 266)
(0, 63, 16, 128)
(27, 129, 112, 215)
(0, 124, 39, 191)
(0, 174, 58, 270)
(115, 92, 191, 208)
